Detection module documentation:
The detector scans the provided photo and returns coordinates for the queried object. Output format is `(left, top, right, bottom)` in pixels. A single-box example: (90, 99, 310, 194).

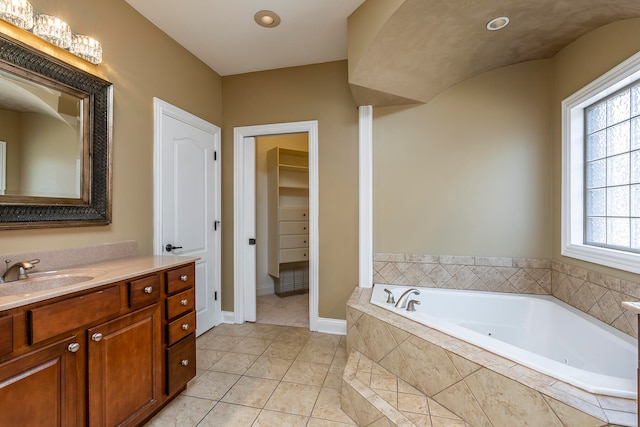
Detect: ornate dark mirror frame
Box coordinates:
(0, 32, 113, 230)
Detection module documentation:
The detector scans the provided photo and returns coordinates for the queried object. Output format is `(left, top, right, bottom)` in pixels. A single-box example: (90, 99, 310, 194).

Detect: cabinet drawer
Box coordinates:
(166, 264, 195, 295)
(279, 221, 308, 235)
(279, 208, 309, 221)
(0, 316, 12, 358)
(166, 288, 194, 320)
(29, 286, 121, 345)
(129, 274, 161, 309)
(167, 312, 196, 346)
(279, 248, 308, 263)
(279, 235, 309, 249)
(166, 334, 196, 396)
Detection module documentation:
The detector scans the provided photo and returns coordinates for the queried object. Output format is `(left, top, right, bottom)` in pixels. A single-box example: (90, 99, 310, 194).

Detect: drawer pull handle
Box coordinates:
(144, 286, 153, 294)
(92, 333, 103, 342)
(181, 359, 189, 366)
(180, 299, 189, 306)
(180, 275, 188, 282)
(302, 213, 306, 217)
(68, 343, 80, 353)
(304, 253, 307, 257)
(182, 323, 190, 330)
(303, 227, 307, 230)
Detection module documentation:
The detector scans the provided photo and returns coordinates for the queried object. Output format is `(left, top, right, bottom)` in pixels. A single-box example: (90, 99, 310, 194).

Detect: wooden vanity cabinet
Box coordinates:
(0, 261, 196, 427)
(0, 335, 79, 427)
(87, 304, 162, 427)
(164, 264, 196, 397)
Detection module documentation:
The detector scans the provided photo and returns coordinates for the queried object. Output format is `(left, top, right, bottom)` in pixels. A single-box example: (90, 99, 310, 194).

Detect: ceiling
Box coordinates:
(124, 0, 640, 106)
(123, 0, 365, 76)
(348, 0, 640, 105)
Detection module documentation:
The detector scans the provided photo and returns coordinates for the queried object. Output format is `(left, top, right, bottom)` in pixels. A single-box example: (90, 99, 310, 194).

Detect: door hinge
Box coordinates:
(214, 291, 218, 301)
(249, 238, 256, 245)
(214, 151, 217, 161)
(214, 220, 220, 231)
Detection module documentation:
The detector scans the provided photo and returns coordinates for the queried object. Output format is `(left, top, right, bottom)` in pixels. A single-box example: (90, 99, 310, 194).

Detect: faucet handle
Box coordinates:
(25, 259, 40, 270)
(383, 288, 395, 304)
(407, 299, 421, 312)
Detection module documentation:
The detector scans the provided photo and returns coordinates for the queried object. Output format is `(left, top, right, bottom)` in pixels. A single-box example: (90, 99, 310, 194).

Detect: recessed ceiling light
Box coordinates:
(486, 16, 509, 31)
(254, 10, 281, 28)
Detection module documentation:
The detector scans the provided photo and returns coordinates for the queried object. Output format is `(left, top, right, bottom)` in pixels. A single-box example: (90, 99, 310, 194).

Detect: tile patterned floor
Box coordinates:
(256, 293, 309, 328)
(145, 322, 355, 427)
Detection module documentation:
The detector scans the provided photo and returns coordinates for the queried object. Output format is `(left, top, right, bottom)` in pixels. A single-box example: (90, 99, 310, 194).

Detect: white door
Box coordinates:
(154, 99, 221, 336)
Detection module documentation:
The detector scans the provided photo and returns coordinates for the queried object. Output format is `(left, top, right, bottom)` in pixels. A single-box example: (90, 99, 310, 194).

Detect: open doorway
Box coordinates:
(256, 134, 309, 327)
(233, 121, 319, 331)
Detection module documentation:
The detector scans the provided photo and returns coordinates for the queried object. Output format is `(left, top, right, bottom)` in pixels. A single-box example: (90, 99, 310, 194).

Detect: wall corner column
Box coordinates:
(359, 105, 373, 288)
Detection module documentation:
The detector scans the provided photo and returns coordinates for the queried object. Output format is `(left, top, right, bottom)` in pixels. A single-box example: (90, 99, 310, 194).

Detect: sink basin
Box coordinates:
(0, 268, 107, 297)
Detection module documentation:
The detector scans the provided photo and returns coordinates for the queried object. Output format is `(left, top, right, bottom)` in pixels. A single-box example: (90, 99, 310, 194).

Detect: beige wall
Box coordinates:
(221, 61, 360, 319)
(374, 59, 554, 258)
(1, 0, 222, 255)
(552, 18, 640, 282)
(0, 109, 21, 194)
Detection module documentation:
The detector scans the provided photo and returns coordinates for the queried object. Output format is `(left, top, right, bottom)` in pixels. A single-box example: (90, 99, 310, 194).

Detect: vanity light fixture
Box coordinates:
(486, 16, 509, 31)
(0, 4, 103, 65)
(0, 0, 33, 30)
(254, 10, 281, 28)
(33, 14, 72, 48)
(70, 34, 102, 65)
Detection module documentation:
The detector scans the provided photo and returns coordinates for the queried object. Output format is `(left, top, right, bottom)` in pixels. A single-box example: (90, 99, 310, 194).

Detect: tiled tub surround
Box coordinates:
(346, 287, 638, 426)
(371, 284, 637, 399)
(374, 253, 640, 339)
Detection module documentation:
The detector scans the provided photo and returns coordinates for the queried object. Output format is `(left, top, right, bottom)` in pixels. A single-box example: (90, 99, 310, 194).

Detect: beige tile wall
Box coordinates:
(374, 253, 640, 338)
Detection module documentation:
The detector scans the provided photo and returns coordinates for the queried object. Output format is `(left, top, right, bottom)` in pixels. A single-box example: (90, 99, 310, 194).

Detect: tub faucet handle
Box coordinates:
(407, 299, 421, 312)
(383, 288, 395, 304)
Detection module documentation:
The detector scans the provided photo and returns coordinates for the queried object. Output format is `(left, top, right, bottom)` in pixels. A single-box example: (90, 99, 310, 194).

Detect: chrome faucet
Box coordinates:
(394, 288, 420, 309)
(1, 259, 40, 283)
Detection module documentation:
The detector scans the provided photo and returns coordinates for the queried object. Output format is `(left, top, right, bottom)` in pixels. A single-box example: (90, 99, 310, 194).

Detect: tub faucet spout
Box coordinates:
(394, 288, 420, 309)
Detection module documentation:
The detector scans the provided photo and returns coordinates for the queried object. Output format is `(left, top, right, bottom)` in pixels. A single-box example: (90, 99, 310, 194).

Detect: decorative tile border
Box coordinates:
(373, 253, 640, 338)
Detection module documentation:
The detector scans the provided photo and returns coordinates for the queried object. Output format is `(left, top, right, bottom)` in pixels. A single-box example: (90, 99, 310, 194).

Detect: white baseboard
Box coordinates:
(222, 311, 236, 324)
(316, 317, 346, 335)
(221, 311, 346, 335)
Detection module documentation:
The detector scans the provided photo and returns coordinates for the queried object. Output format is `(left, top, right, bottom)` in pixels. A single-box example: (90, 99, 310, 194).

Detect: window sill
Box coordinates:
(561, 243, 640, 275)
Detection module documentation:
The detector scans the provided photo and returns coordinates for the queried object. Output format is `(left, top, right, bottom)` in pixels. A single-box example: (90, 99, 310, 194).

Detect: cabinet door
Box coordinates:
(0, 337, 79, 427)
(87, 304, 161, 427)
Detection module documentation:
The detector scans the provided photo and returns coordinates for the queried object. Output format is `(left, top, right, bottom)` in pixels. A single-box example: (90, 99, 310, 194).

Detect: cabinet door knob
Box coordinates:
(181, 359, 189, 366)
(92, 333, 103, 342)
(68, 342, 80, 353)
(181, 323, 190, 330)
(180, 299, 189, 306)
(180, 275, 188, 282)
(144, 286, 153, 294)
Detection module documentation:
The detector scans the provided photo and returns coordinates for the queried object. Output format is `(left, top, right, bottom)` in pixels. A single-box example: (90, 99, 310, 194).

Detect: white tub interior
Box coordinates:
(371, 284, 637, 399)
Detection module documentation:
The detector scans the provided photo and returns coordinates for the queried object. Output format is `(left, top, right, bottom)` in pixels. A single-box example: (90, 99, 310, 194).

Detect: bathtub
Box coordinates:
(371, 284, 637, 399)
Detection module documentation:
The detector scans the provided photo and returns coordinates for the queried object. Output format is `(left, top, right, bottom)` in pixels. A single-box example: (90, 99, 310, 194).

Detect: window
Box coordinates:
(562, 51, 640, 274)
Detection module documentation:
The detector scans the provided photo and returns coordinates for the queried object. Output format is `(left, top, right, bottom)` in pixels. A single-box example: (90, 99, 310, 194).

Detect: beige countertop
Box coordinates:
(0, 255, 198, 311)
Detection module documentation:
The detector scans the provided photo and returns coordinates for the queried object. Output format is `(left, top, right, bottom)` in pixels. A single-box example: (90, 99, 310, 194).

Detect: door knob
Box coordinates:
(165, 244, 183, 252)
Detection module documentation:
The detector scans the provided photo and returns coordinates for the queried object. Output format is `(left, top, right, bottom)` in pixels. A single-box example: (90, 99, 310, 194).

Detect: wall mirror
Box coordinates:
(0, 31, 113, 229)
